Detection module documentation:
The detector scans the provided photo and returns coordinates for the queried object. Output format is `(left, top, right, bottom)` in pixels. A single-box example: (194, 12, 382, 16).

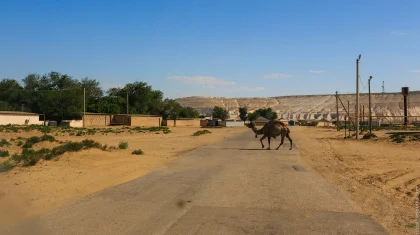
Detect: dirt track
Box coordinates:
(293, 126, 419, 235)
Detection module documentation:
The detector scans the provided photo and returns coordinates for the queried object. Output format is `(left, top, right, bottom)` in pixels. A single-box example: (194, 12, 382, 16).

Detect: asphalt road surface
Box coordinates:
(4, 131, 388, 235)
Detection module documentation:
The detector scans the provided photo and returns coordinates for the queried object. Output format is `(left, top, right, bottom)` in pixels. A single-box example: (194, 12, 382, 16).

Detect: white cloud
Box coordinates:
(391, 31, 408, 35)
(309, 70, 325, 74)
(411, 70, 420, 73)
(261, 73, 293, 79)
(168, 76, 235, 86)
(224, 86, 265, 92)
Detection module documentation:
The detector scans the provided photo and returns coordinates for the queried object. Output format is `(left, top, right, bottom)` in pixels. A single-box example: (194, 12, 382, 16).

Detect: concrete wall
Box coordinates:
(130, 115, 161, 127)
(226, 121, 245, 127)
(166, 119, 200, 127)
(62, 120, 83, 128)
(84, 114, 112, 127)
(0, 113, 43, 125)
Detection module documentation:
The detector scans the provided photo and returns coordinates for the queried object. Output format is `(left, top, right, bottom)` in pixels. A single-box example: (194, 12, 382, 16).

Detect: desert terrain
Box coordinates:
(0, 126, 245, 228)
(293, 126, 419, 234)
(0, 124, 419, 234)
(176, 91, 420, 122)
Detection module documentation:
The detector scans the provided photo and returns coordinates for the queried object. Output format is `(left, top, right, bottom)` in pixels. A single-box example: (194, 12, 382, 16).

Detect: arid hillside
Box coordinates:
(176, 91, 420, 122)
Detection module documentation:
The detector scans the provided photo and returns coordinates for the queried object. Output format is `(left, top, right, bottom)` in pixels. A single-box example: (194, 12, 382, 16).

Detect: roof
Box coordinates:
(255, 116, 269, 122)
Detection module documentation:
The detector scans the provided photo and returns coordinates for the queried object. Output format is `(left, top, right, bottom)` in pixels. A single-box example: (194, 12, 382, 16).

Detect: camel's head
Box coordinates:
(245, 121, 258, 138)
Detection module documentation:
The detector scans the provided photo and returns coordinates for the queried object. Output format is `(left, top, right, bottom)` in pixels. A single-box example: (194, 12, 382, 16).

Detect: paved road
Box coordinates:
(4, 131, 387, 235)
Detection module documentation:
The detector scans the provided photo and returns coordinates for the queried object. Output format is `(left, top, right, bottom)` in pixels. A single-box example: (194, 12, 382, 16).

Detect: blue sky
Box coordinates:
(1, 0, 419, 98)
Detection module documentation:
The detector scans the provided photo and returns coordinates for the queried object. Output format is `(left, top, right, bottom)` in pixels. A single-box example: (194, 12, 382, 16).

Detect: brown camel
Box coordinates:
(246, 120, 293, 150)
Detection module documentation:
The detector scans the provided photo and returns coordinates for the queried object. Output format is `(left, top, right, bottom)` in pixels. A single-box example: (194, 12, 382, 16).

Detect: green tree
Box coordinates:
(79, 78, 103, 112)
(107, 82, 163, 114)
(212, 106, 229, 121)
(179, 106, 200, 118)
(96, 96, 125, 114)
(0, 79, 23, 111)
(157, 99, 182, 120)
(247, 108, 278, 121)
(238, 107, 248, 121)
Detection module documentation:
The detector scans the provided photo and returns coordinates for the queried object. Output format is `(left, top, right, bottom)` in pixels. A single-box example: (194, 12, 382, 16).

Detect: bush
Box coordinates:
(0, 161, 14, 172)
(119, 141, 129, 149)
(0, 150, 10, 157)
(132, 149, 144, 155)
(41, 134, 56, 142)
(16, 140, 24, 146)
(22, 142, 33, 148)
(192, 130, 212, 136)
(26, 136, 41, 144)
(82, 139, 102, 148)
(362, 133, 377, 139)
(0, 139, 11, 147)
(13, 148, 51, 166)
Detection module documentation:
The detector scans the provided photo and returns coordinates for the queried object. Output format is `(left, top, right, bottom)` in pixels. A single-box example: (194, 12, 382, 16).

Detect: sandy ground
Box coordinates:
(0, 126, 246, 228)
(293, 126, 419, 235)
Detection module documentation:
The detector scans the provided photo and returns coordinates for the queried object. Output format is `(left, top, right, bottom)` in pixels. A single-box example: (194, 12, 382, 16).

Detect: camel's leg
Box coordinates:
(275, 135, 285, 150)
(259, 135, 266, 149)
(267, 137, 271, 150)
(287, 133, 293, 150)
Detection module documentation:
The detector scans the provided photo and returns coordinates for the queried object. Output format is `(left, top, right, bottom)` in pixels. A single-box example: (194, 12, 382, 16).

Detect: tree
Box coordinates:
(157, 99, 182, 120)
(212, 106, 229, 121)
(0, 79, 23, 111)
(79, 78, 103, 112)
(238, 107, 248, 122)
(95, 96, 125, 114)
(107, 82, 163, 115)
(179, 106, 200, 118)
(247, 108, 278, 121)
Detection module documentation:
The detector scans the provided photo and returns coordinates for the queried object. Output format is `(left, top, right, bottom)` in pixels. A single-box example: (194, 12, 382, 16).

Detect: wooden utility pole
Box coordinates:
(348, 100, 351, 136)
(83, 87, 86, 128)
(335, 91, 339, 131)
(356, 54, 361, 139)
(368, 76, 373, 133)
(126, 92, 129, 115)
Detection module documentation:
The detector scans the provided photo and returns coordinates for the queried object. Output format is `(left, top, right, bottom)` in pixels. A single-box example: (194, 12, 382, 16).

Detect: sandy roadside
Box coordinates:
(0, 126, 246, 228)
(292, 126, 419, 235)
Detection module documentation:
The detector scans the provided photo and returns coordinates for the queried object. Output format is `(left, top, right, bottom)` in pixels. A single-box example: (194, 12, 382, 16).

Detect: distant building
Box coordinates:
(0, 111, 44, 125)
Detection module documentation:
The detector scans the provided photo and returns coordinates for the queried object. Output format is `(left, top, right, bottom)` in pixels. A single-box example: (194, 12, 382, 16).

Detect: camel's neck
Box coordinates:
(251, 126, 263, 135)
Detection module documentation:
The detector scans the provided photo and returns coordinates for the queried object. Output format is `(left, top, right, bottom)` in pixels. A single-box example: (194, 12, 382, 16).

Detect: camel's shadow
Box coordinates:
(238, 148, 271, 151)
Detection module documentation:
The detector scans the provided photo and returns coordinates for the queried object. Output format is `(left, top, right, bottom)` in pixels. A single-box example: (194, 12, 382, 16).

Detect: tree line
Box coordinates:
(0, 71, 200, 120)
(211, 106, 278, 121)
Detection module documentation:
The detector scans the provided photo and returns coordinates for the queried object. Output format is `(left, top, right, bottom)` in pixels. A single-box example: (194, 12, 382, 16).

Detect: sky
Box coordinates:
(0, 0, 419, 98)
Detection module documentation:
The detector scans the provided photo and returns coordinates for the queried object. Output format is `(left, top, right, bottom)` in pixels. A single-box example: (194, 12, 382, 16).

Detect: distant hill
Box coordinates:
(176, 91, 420, 122)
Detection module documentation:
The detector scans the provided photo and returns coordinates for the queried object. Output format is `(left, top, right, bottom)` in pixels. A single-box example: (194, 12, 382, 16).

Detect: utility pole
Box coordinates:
(335, 91, 339, 131)
(368, 76, 373, 133)
(126, 92, 129, 115)
(83, 87, 86, 128)
(382, 81, 385, 93)
(348, 100, 351, 136)
(356, 54, 361, 139)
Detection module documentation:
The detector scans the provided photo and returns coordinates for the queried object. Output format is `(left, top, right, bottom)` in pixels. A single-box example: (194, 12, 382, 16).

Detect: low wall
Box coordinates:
(0, 113, 43, 125)
(130, 115, 161, 127)
(84, 114, 112, 126)
(62, 120, 83, 128)
(166, 119, 200, 127)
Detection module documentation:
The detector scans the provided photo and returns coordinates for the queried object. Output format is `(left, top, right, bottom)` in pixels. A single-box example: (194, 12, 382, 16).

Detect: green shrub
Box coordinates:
(131, 149, 144, 155)
(41, 134, 56, 142)
(362, 133, 377, 139)
(0, 139, 11, 147)
(82, 139, 102, 148)
(13, 148, 51, 166)
(22, 142, 33, 148)
(26, 136, 41, 144)
(118, 141, 128, 149)
(192, 130, 212, 136)
(0, 161, 14, 172)
(16, 140, 24, 146)
(0, 150, 10, 157)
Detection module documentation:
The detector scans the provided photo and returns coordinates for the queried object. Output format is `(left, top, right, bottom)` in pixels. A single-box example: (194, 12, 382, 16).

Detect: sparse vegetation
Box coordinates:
(118, 141, 129, 149)
(0, 139, 11, 147)
(132, 149, 144, 155)
(0, 161, 14, 172)
(362, 133, 377, 139)
(388, 133, 420, 143)
(192, 130, 212, 136)
(0, 150, 10, 157)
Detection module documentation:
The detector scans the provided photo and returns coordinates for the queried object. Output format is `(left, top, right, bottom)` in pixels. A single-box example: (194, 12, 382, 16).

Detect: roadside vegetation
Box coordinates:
(192, 130, 212, 136)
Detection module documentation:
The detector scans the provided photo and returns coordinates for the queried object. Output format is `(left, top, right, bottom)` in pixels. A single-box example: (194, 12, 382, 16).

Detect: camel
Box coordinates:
(246, 120, 293, 150)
